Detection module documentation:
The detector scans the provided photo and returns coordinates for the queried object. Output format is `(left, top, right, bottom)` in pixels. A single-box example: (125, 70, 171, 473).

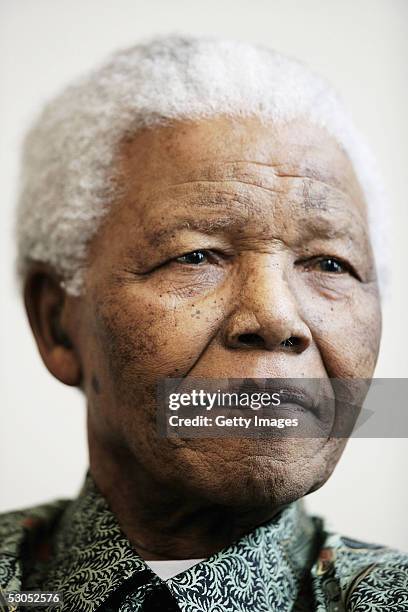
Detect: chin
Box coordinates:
(216, 463, 323, 509)
(168, 439, 336, 510)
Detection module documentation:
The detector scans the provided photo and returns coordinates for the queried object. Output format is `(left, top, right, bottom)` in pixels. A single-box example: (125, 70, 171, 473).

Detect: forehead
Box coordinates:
(83, 115, 374, 271)
(116, 115, 367, 220)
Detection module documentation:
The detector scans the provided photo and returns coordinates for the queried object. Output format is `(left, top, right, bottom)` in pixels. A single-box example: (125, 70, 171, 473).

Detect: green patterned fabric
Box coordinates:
(1, 470, 407, 611)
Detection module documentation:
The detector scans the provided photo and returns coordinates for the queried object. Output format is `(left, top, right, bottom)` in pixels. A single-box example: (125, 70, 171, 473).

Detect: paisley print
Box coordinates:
(0, 469, 407, 611)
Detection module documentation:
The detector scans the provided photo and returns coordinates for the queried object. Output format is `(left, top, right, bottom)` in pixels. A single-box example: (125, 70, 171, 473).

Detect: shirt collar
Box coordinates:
(41, 470, 319, 612)
(167, 494, 318, 611)
(38, 470, 160, 612)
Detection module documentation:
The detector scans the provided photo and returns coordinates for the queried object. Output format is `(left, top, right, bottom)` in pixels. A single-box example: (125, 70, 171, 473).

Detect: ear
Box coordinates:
(24, 264, 82, 386)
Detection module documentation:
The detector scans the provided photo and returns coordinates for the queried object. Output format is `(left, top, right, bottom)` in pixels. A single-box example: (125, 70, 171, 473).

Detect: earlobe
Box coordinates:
(24, 265, 82, 387)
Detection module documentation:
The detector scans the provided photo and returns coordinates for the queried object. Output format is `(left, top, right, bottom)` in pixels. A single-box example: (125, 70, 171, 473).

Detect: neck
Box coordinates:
(88, 436, 281, 560)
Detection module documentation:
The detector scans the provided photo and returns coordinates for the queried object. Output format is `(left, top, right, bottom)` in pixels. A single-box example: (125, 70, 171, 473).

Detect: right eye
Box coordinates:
(175, 250, 210, 265)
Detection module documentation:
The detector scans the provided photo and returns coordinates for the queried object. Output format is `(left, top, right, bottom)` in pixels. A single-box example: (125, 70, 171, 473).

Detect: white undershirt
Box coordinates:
(144, 558, 205, 580)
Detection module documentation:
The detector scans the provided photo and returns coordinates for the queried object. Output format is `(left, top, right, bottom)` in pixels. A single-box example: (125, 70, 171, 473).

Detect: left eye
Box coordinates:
(316, 258, 346, 273)
(175, 250, 209, 265)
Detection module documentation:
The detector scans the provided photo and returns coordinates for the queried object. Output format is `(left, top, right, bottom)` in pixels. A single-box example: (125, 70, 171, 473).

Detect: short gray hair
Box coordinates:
(15, 35, 386, 295)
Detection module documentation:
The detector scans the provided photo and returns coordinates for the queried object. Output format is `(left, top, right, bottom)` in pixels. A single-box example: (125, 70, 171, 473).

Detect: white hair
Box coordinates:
(15, 35, 387, 295)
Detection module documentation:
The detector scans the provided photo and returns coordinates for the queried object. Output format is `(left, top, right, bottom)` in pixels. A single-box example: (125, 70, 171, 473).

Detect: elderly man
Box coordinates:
(0, 36, 407, 612)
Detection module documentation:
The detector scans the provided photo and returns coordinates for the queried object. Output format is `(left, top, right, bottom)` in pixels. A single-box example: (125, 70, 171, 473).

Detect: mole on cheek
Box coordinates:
(91, 374, 101, 394)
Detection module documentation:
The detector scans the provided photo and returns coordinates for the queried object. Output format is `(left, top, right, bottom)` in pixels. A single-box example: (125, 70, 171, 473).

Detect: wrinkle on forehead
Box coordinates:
(117, 117, 367, 202)
(117, 116, 361, 187)
(137, 173, 368, 243)
(146, 172, 363, 214)
(108, 116, 370, 252)
(168, 158, 353, 194)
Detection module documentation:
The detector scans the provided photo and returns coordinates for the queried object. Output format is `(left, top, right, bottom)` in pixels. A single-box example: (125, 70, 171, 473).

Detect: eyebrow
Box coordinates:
(142, 184, 368, 247)
(145, 210, 368, 250)
(297, 212, 368, 241)
(146, 216, 245, 244)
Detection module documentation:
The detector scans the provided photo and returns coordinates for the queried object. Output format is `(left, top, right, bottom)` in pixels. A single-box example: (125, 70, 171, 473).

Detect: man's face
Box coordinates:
(74, 116, 381, 509)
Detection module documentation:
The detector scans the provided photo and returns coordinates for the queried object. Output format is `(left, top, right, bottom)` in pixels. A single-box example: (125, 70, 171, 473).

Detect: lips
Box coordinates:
(223, 378, 335, 426)
(167, 376, 335, 423)
(161, 375, 338, 439)
(233, 378, 315, 407)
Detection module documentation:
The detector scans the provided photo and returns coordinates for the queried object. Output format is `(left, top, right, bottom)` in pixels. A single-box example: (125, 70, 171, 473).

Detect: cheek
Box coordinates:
(93, 286, 226, 385)
(300, 284, 381, 378)
(88, 287, 227, 460)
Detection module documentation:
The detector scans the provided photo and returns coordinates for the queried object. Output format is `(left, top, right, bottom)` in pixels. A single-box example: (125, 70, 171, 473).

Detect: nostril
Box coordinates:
(237, 333, 265, 348)
(280, 336, 303, 349)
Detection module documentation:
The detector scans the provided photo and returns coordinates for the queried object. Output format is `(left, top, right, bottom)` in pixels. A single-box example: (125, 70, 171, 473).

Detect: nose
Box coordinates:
(223, 259, 311, 353)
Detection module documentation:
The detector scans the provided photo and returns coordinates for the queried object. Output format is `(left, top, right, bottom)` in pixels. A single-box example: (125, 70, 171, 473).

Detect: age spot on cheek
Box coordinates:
(91, 374, 101, 394)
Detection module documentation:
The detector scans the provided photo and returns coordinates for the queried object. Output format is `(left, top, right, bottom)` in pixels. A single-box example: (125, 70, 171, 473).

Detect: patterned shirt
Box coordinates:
(0, 470, 407, 611)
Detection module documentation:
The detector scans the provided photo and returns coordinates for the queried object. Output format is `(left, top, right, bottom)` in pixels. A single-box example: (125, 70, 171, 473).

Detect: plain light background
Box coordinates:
(1, 0, 407, 550)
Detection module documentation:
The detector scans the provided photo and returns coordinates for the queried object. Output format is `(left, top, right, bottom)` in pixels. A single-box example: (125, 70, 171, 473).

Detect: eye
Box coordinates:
(301, 255, 361, 280)
(175, 250, 209, 265)
(317, 257, 346, 273)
